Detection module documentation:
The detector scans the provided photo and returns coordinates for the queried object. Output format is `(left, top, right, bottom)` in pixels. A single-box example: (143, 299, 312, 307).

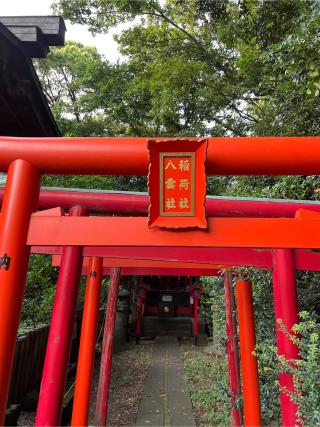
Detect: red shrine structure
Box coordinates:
(1, 136, 320, 427)
(0, 12, 319, 427)
(135, 278, 204, 345)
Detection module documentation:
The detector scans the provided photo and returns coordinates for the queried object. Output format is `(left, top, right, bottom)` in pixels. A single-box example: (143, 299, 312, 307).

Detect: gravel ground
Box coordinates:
(17, 408, 34, 426)
(91, 340, 153, 426)
(17, 339, 153, 427)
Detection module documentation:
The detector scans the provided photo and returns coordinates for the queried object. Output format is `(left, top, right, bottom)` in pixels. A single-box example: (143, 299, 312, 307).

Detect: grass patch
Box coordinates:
(181, 342, 230, 426)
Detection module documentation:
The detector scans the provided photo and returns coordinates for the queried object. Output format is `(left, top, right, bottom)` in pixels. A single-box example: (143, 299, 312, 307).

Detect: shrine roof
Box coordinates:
(0, 16, 65, 137)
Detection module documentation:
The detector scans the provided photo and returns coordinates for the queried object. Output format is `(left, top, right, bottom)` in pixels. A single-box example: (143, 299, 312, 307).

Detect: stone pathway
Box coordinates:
(136, 337, 196, 427)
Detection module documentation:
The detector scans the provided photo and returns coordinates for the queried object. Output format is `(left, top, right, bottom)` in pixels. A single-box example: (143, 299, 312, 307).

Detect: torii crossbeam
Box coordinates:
(1, 136, 320, 427)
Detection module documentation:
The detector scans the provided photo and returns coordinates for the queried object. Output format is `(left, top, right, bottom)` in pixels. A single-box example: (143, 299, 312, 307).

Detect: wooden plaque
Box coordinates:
(148, 138, 207, 229)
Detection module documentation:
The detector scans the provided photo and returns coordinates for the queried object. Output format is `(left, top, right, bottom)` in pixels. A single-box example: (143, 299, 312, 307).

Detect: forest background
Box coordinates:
(16, 0, 320, 424)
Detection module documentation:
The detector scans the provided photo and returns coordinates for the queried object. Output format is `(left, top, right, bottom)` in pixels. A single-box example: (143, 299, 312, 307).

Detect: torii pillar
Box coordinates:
(272, 249, 300, 426)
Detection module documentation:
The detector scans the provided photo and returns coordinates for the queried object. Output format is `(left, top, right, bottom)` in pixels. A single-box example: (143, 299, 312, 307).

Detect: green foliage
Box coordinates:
(255, 312, 320, 426)
(35, 42, 111, 136)
(21, 254, 107, 332)
(41, 175, 147, 193)
(35, 41, 152, 190)
(296, 271, 320, 314)
(52, 0, 320, 137)
(36, 40, 177, 138)
(181, 343, 230, 426)
(290, 311, 320, 425)
(200, 276, 226, 340)
(20, 255, 58, 330)
(253, 335, 280, 424)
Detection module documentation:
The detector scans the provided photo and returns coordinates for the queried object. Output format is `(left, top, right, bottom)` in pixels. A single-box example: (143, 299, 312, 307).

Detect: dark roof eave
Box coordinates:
(0, 21, 61, 137)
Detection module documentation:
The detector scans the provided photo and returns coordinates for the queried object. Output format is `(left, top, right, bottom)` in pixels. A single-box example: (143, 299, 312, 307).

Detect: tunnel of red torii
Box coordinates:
(1, 136, 320, 427)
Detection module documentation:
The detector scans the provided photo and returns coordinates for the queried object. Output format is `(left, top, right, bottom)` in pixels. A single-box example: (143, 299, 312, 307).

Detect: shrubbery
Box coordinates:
(256, 311, 320, 426)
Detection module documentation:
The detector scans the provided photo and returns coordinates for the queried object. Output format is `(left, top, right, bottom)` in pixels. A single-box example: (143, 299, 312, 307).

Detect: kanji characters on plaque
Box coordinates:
(148, 138, 207, 229)
(161, 155, 194, 215)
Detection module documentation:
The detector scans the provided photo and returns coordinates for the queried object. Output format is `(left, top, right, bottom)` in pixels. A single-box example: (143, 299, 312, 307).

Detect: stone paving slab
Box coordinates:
(171, 412, 196, 427)
(136, 337, 196, 427)
(167, 391, 194, 413)
(167, 367, 188, 392)
(136, 412, 164, 426)
(139, 396, 164, 415)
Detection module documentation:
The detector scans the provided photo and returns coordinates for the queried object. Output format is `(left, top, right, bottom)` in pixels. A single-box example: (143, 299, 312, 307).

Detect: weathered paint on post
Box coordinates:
(224, 272, 242, 426)
(0, 160, 40, 424)
(71, 256, 103, 426)
(236, 279, 261, 426)
(95, 267, 121, 426)
(272, 249, 300, 427)
(35, 206, 86, 426)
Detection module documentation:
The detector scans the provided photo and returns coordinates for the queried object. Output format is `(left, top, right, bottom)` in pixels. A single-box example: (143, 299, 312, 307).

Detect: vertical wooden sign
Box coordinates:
(148, 139, 207, 228)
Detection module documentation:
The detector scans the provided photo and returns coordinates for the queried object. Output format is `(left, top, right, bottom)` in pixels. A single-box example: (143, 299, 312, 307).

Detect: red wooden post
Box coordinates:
(35, 206, 86, 426)
(236, 279, 262, 427)
(224, 272, 242, 426)
(71, 256, 103, 426)
(190, 285, 202, 345)
(193, 297, 199, 345)
(95, 267, 121, 426)
(136, 296, 143, 344)
(272, 249, 300, 427)
(135, 285, 148, 344)
(0, 160, 40, 424)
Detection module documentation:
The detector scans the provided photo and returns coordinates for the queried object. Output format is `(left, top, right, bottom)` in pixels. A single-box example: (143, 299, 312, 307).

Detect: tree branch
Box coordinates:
(148, 1, 232, 76)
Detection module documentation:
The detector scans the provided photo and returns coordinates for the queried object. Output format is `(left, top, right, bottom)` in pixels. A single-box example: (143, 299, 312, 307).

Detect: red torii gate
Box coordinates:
(31, 194, 308, 425)
(2, 188, 319, 423)
(1, 136, 320, 426)
(47, 250, 253, 426)
(2, 188, 314, 425)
